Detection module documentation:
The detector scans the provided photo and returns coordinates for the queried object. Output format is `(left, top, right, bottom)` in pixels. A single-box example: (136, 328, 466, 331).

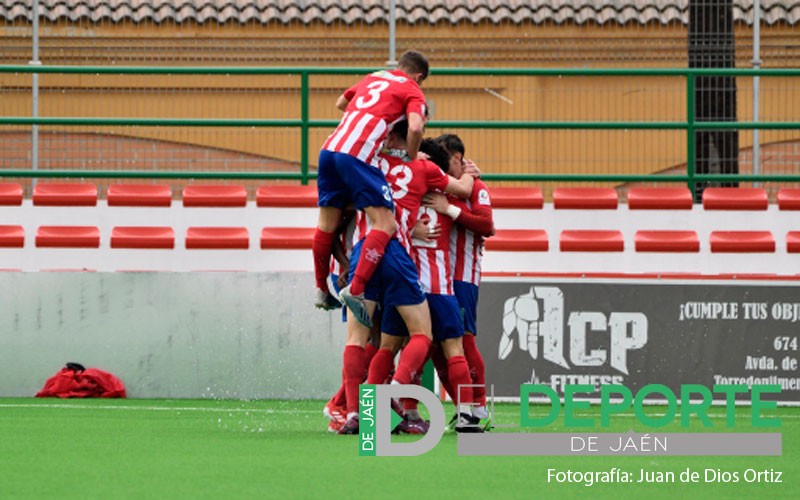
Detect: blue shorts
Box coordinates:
(454, 280, 479, 335)
(348, 238, 425, 309)
(317, 150, 394, 211)
(383, 293, 464, 342)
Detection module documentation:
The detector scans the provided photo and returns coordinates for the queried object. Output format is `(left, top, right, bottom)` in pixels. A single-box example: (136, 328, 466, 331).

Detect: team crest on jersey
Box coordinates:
(478, 189, 491, 205)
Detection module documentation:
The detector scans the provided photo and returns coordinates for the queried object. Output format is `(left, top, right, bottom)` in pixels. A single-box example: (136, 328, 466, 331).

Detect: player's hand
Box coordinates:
(416, 151, 430, 161)
(422, 192, 449, 214)
(464, 159, 481, 178)
(411, 218, 440, 241)
(337, 271, 348, 289)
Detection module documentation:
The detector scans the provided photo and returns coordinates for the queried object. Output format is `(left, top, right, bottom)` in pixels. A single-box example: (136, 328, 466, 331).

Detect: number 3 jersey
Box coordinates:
(321, 70, 427, 166)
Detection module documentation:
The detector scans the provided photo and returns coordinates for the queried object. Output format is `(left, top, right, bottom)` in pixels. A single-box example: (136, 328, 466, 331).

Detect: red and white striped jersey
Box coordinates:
(353, 152, 450, 256)
(321, 70, 426, 166)
(413, 205, 456, 295)
(450, 179, 494, 286)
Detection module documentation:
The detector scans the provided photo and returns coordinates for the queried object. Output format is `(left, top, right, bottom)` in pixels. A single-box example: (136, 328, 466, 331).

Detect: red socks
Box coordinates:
(342, 345, 367, 414)
(366, 348, 396, 385)
(312, 229, 335, 291)
(447, 355, 473, 406)
(350, 229, 391, 295)
(430, 344, 454, 400)
(333, 342, 379, 408)
(462, 334, 486, 406)
(392, 334, 431, 385)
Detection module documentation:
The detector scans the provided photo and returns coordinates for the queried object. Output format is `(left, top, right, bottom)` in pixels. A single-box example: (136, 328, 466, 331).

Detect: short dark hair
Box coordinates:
(434, 134, 465, 157)
(398, 50, 429, 81)
(391, 119, 408, 141)
(419, 138, 450, 173)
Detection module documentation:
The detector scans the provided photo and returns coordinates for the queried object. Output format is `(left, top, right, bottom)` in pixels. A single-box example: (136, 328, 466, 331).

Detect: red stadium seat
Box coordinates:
(777, 188, 800, 210)
(627, 187, 693, 210)
(0, 225, 24, 247)
(709, 231, 775, 253)
(489, 187, 544, 209)
(183, 185, 247, 207)
(485, 229, 548, 251)
(111, 227, 175, 249)
(553, 187, 618, 209)
(787, 232, 800, 253)
(260, 227, 315, 249)
(256, 185, 318, 207)
(702, 187, 768, 210)
(36, 226, 100, 248)
(33, 182, 98, 206)
(185, 227, 249, 249)
(107, 184, 172, 207)
(0, 183, 23, 205)
(560, 230, 624, 252)
(634, 230, 700, 252)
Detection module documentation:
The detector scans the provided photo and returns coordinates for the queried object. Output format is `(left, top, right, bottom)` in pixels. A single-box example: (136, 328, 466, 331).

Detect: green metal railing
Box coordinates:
(1, 65, 799, 188)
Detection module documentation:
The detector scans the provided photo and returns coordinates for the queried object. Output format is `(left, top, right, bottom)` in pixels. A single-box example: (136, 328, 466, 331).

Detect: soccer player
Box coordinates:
(313, 51, 429, 328)
(425, 134, 495, 424)
(337, 126, 475, 435)
(368, 138, 483, 433)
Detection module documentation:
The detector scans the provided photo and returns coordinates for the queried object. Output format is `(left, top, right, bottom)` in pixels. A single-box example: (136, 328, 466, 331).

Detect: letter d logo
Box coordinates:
(373, 385, 445, 456)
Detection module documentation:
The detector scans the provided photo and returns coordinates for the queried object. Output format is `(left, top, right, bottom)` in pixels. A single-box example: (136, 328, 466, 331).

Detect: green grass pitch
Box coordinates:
(0, 398, 797, 499)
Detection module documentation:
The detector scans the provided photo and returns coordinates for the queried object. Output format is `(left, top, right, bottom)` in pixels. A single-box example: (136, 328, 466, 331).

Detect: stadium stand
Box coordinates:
(560, 230, 625, 252)
(553, 187, 618, 209)
(111, 226, 175, 249)
(702, 187, 769, 210)
(0, 183, 23, 205)
(627, 187, 693, 210)
(261, 227, 315, 249)
(35, 226, 101, 248)
(485, 229, 548, 251)
(0, 185, 794, 274)
(777, 188, 800, 210)
(634, 230, 700, 252)
(709, 230, 776, 253)
(107, 184, 173, 207)
(256, 185, 318, 208)
(182, 185, 248, 207)
(0, 225, 24, 247)
(33, 182, 98, 206)
(185, 227, 249, 249)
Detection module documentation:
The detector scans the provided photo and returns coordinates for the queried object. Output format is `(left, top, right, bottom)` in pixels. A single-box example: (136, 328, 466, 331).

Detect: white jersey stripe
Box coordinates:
(340, 113, 374, 155)
(356, 119, 387, 162)
(326, 111, 358, 151)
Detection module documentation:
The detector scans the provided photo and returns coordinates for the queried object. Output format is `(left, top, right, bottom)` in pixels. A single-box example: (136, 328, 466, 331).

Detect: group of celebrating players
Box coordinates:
(311, 50, 495, 435)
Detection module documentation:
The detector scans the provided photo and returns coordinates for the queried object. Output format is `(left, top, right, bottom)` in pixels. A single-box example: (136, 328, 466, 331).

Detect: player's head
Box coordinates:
(386, 119, 409, 149)
(398, 50, 429, 85)
(434, 134, 466, 177)
(419, 138, 450, 173)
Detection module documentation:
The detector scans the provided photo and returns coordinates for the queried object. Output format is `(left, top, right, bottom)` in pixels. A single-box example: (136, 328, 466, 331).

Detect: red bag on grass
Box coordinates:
(36, 362, 126, 398)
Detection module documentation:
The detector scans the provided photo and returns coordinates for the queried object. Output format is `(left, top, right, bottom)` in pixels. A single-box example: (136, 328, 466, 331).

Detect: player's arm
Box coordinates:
(405, 111, 425, 159)
(422, 192, 495, 237)
(442, 173, 474, 199)
(335, 94, 350, 111)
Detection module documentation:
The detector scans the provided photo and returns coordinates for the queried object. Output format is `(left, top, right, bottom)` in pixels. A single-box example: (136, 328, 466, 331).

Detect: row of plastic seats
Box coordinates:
(4, 225, 793, 253)
(487, 229, 799, 253)
(0, 226, 315, 249)
(2, 182, 799, 210)
(0, 183, 319, 208)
